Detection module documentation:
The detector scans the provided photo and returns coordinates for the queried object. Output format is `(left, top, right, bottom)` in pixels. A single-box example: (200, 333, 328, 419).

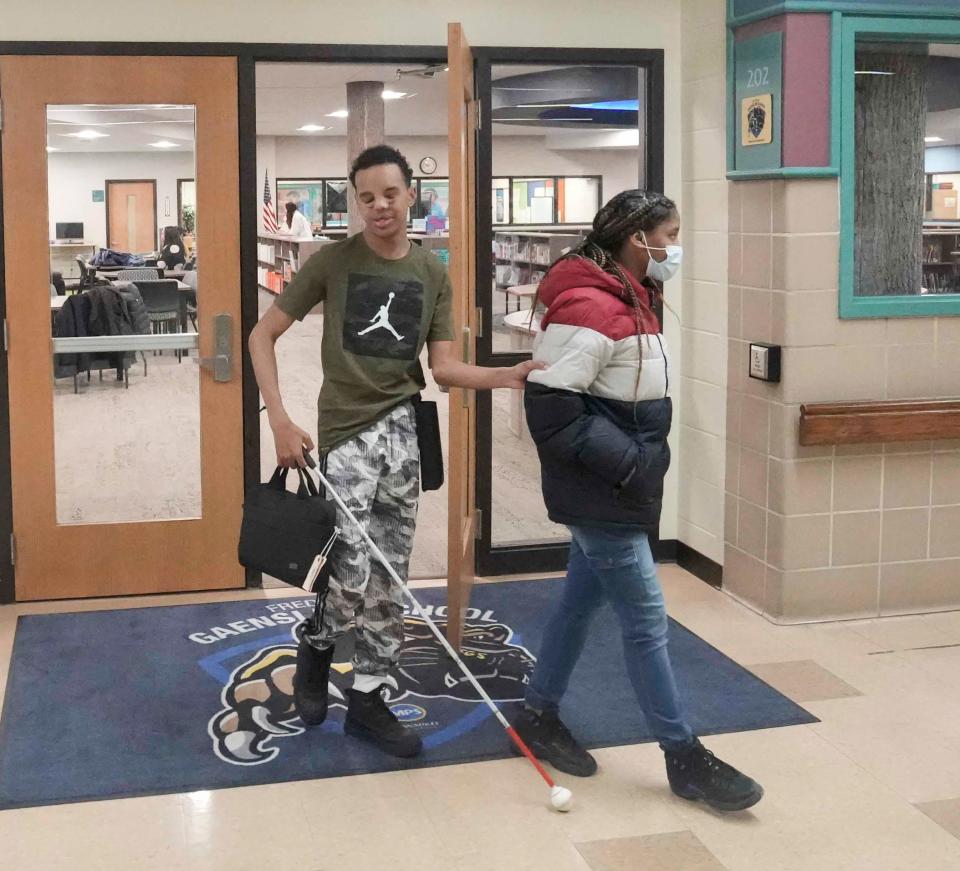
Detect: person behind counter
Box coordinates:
(280, 202, 314, 241)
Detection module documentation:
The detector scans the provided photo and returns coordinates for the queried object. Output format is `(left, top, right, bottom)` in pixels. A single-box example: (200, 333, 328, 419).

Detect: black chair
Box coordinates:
(133, 279, 185, 361)
(74, 256, 92, 292)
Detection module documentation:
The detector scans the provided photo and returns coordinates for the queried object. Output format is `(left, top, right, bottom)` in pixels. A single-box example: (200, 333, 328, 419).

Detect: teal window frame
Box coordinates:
(840, 14, 960, 318)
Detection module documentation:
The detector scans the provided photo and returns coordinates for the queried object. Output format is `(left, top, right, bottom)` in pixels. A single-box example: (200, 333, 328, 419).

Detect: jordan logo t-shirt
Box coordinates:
(275, 233, 454, 450)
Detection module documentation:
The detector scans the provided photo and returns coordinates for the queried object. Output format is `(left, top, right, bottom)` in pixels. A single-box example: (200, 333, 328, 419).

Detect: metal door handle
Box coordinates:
(195, 313, 233, 382)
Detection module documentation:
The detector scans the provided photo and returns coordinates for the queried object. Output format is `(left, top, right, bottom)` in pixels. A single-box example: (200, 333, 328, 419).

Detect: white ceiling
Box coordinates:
(46, 104, 195, 153)
(927, 108, 960, 147)
(255, 61, 555, 137)
(44, 63, 645, 152)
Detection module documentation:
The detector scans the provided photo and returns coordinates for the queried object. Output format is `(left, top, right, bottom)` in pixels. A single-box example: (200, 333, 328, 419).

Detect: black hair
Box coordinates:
(285, 201, 298, 227)
(349, 144, 414, 188)
(161, 225, 185, 248)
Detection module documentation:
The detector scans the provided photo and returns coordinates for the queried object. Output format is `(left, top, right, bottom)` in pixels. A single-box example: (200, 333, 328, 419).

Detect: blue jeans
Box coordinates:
(525, 526, 695, 752)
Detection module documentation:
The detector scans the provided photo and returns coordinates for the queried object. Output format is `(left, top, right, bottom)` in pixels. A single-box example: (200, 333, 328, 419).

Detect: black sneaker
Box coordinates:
(293, 636, 334, 726)
(512, 707, 597, 777)
(344, 687, 423, 758)
(665, 739, 764, 812)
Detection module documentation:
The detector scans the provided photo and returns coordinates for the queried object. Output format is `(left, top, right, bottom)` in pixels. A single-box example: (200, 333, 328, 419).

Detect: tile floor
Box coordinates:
(2, 566, 960, 870)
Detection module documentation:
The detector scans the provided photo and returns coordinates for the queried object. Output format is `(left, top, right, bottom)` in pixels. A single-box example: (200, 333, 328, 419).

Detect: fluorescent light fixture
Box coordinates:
(381, 90, 408, 100)
(65, 129, 109, 139)
(46, 146, 59, 152)
(854, 70, 896, 76)
(572, 99, 640, 111)
(926, 136, 944, 143)
(149, 140, 179, 148)
(325, 110, 349, 118)
(298, 124, 327, 132)
(500, 117, 586, 122)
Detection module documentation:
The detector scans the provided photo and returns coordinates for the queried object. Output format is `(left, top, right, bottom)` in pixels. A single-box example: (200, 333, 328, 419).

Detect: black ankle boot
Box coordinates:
(344, 687, 423, 758)
(512, 707, 597, 777)
(293, 637, 334, 726)
(665, 738, 764, 812)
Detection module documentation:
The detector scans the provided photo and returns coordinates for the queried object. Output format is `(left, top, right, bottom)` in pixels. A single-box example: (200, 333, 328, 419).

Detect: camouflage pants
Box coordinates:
(302, 401, 419, 676)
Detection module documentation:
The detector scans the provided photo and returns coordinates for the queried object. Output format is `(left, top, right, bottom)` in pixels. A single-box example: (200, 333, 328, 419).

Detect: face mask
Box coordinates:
(640, 233, 682, 282)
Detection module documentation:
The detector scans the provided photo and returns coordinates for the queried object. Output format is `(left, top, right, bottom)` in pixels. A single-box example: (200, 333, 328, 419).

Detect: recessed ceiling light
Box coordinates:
(381, 90, 409, 101)
(325, 110, 349, 118)
(500, 117, 586, 122)
(149, 140, 179, 148)
(926, 136, 944, 143)
(65, 129, 109, 140)
(854, 70, 896, 76)
(297, 124, 327, 132)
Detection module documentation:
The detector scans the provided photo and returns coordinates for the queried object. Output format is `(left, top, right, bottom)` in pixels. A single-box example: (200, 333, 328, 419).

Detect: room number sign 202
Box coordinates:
(746, 66, 770, 88)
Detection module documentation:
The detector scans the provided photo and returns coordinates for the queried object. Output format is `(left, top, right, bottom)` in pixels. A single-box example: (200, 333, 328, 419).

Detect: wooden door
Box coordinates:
(106, 180, 157, 252)
(446, 24, 479, 648)
(0, 55, 244, 600)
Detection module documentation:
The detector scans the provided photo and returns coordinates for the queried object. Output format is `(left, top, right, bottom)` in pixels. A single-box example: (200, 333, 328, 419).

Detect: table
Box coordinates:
(88, 263, 191, 279)
(504, 283, 539, 313)
(51, 242, 96, 280)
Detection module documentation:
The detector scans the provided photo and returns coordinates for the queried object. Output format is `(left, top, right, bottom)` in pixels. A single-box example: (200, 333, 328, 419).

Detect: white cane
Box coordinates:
(301, 450, 573, 812)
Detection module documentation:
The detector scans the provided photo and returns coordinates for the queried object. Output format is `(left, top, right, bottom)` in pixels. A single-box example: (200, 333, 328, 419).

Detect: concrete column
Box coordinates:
(346, 81, 385, 235)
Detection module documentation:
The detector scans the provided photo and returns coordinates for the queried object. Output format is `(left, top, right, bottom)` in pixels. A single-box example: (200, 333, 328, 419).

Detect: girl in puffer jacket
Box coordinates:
(513, 190, 763, 813)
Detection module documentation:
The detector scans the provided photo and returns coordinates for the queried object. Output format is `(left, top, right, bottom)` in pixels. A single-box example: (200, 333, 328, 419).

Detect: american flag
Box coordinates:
(262, 170, 278, 233)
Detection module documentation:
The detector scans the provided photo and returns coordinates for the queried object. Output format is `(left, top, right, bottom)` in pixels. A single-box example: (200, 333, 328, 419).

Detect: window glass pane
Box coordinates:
(492, 177, 510, 224)
(323, 179, 348, 227)
(412, 179, 449, 231)
(511, 177, 555, 224)
(277, 179, 322, 232)
(490, 388, 568, 546)
(47, 103, 201, 524)
(562, 177, 601, 224)
(855, 41, 960, 296)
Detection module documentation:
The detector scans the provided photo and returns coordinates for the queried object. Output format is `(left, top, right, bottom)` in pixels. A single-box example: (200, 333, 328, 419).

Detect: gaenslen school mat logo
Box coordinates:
(195, 600, 535, 766)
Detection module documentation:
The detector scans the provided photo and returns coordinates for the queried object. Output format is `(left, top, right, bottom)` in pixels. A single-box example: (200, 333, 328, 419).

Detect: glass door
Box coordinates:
(474, 54, 661, 575)
(1, 55, 244, 600)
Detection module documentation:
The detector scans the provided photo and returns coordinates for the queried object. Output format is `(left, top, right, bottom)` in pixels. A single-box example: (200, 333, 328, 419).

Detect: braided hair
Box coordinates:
(531, 189, 677, 398)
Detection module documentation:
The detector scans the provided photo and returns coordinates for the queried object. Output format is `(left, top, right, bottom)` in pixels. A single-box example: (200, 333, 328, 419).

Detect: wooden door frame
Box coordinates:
(472, 46, 666, 577)
(0, 41, 446, 603)
(104, 178, 158, 252)
(0, 39, 662, 603)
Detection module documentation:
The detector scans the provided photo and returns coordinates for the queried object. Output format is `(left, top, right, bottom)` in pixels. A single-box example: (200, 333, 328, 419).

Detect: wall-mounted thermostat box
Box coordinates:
(749, 342, 781, 383)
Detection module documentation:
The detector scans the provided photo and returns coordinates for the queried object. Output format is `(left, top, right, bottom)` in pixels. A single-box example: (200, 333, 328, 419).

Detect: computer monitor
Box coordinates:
(55, 222, 84, 242)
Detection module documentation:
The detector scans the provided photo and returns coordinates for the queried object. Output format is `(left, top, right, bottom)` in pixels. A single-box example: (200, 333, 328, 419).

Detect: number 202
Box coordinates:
(747, 67, 770, 87)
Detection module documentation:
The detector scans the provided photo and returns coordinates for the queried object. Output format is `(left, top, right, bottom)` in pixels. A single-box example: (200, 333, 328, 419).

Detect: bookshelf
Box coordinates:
(493, 230, 585, 312)
(922, 223, 960, 295)
(257, 234, 334, 295)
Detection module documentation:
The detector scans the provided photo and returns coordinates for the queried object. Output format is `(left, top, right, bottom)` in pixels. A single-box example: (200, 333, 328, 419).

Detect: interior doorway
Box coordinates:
(473, 50, 665, 576)
(105, 179, 157, 252)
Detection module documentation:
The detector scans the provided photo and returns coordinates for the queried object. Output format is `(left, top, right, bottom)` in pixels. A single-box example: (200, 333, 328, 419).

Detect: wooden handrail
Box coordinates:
(799, 398, 960, 446)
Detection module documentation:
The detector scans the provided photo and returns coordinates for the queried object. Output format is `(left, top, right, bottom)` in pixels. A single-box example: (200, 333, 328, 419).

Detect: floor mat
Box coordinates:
(0, 579, 816, 809)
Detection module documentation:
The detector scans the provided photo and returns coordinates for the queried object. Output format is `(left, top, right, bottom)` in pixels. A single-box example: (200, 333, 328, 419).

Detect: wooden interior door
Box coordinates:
(106, 180, 157, 252)
(446, 24, 479, 647)
(0, 55, 244, 600)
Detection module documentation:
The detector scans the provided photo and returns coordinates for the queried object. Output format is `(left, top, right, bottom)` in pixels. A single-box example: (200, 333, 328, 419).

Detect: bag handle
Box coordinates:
(295, 467, 319, 498)
(268, 465, 319, 499)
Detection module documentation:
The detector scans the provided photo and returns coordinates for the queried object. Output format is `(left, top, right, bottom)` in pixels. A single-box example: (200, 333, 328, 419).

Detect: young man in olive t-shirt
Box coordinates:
(249, 145, 541, 758)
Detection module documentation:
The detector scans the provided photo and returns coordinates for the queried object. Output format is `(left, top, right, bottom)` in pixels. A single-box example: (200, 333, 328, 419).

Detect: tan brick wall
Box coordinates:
(725, 178, 960, 622)
(678, 0, 729, 564)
